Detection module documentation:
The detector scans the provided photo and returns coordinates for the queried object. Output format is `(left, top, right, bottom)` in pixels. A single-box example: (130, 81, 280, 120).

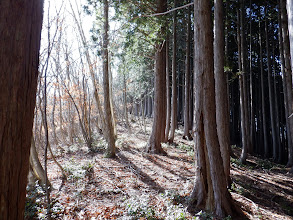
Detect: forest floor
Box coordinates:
(26, 119, 293, 219)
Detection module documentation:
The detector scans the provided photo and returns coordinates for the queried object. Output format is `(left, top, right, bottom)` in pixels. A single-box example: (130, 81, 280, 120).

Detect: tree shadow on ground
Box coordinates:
(115, 152, 165, 193)
(232, 171, 293, 217)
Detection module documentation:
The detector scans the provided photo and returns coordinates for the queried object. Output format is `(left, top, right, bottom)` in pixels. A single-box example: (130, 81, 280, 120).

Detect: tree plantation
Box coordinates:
(1, 0, 293, 219)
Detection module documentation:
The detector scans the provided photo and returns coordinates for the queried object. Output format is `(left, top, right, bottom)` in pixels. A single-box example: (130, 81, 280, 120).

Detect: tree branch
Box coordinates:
(131, 2, 194, 20)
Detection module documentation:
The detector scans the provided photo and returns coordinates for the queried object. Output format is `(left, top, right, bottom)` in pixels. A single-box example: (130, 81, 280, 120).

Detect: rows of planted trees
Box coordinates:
(1, 0, 293, 219)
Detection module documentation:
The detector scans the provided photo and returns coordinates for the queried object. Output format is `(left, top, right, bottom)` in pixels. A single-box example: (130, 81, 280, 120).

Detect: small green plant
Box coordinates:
(177, 143, 194, 153)
(64, 159, 94, 181)
(229, 182, 246, 195)
(195, 210, 213, 220)
(124, 195, 157, 219)
(256, 159, 275, 170)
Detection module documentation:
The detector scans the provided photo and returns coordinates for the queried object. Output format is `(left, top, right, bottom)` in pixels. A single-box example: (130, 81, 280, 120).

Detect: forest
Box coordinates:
(1, 0, 293, 219)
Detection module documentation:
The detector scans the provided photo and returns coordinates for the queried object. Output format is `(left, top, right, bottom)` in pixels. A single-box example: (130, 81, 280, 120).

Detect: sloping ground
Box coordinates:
(26, 121, 293, 219)
(230, 147, 293, 219)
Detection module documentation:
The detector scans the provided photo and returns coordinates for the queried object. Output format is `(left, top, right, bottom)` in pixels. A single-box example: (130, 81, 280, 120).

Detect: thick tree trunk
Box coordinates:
(0, 0, 43, 219)
(281, 0, 293, 167)
(146, 0, 167, 154)
(287, 0, 293, 72)
(189, 1, 238, 217)
(183, 7, 192, 140)
(214, 0, 231, 187)
(103, 0, 116, 158)
(169, 0, 177, 143)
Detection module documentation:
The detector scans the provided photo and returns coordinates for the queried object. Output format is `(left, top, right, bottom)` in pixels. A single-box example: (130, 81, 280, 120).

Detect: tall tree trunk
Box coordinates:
(273, 52, 282, 162)
(183, 6, 192, 140)
(259, 21, 269, 158)
(237, 2, 250, 163)
(214, 0, 231, 187)
(265, 11, 278, 160)
(0, 0, 43, 219)
(189, 1, 239, 217)
(165, 36, 171, 142)
(280, 0, 293, 167)
(169, 0, 177, 143)
(123, 70, 130, 130)
(103, 0, 116, 158)
(146, 0, 167, 154)
(249, 0, 255, 152)
(287, 0, 293, 72)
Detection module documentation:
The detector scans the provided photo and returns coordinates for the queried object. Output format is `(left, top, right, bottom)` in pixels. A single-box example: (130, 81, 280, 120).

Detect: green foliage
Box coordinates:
(230, 157, 253, 169)
(25, 183, 44, 219)
(229, 182, 246, 196)
(124, 195, 157, 219)
(177, 143, 194, 153)
(25, 182, 64, 219)
(256, 159, 285, 170)
(64, 158, 95, 181)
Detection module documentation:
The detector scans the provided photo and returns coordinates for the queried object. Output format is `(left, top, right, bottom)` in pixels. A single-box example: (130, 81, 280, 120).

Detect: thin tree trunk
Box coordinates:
(165, 36, 171, 142)
(29, 137, 51, 188)
(249, 0, 255, 152)
(265, 11, 278, 160)
(123, 71, 130, 130)
(183, 6, 192, 140)
(259, 20, 269, 158)
(273, 54, 282, 162)
(51, 89, 59, 145)
(169, 0, 178, 143)
(237, 3, 249, 163)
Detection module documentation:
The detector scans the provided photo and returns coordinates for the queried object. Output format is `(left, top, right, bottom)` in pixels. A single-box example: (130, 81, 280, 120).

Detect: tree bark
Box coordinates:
(169, 0, 177, 143)
(146, 0, 167, 154)
(29, 137, 51, 188)
(189, 1, 239, 217)
(214, 0, 231, 187)
(165, 36, 171, 142)
(183, 6, 192, 140)
(103, 0, 116, 158)
(237, 2, 250, 163)
(287, 0, 293, 73)
(278, 3, 292, 161)
(280, 0, 293, 167)
(259, 21, 269, 158)
(265, 11, 278, 160)
(0, 0, 43, 219)
(249, 0, 255, 153)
